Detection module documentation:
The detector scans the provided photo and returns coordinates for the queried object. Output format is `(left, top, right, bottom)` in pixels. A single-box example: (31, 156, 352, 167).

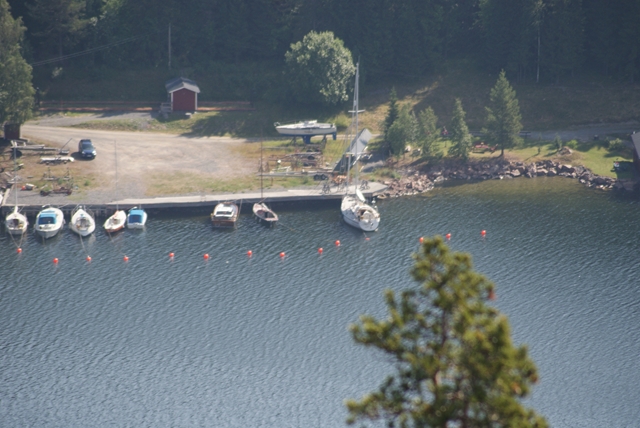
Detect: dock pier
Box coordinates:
(1, 182, 388, 218)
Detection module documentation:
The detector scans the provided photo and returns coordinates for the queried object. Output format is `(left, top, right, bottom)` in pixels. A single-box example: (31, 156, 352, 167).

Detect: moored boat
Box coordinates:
(69, 205, 96, 237)
(35, 206, 65, 239)
(253, 202, 278, 226)
(126, 207, 147, 229)
(104, 210, 126, 233)
(211, 202, 239, 228)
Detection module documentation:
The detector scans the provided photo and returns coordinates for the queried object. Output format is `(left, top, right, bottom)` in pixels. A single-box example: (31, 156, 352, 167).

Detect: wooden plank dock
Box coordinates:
(0, 182, 387, 218)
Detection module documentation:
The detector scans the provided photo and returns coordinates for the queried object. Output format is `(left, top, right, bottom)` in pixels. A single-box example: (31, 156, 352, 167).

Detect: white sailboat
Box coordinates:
(69, 205, 96, 236)
(4, 146, 28, 235)
(104, 140, 126, 233)
(253, 138, 278, 226)
(341, 62, 380, 232)
(35, 206, 65, 239)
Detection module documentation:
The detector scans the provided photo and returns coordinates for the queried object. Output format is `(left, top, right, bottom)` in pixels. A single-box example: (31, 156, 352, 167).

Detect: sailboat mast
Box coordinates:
(115, 140, 119, 211)
(354, 62, 359, 189)
(260, 137, 264, 200)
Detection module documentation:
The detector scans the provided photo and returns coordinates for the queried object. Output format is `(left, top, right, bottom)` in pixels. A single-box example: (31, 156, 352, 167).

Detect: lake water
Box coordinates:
(2, 177, 639, 427)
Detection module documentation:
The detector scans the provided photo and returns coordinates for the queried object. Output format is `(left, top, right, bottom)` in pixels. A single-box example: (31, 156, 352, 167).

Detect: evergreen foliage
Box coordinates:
(0, 0, 34, 125)
(346, 236, 548, 428)
(384, 87, 399, 139)
(447, 99, 472, 160)
(417, 106, 439, 158)
(484, 70, 523, 156)
(386, 105, 417, 158)
(284, 31, 355, 106)
(27, 0, 89, 59)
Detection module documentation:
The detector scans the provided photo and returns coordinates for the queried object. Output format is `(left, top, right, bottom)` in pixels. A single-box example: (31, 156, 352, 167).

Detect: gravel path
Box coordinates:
(15, 116, 255, 206)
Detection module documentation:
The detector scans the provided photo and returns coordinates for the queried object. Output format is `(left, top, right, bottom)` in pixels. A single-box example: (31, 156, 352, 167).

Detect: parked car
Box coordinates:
(78, 139, 96, 159)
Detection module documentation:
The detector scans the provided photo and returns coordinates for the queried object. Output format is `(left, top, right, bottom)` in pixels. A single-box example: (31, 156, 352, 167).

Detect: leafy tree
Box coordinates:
(386, 105, 417, 158)
(417, 106, 439, 158)
(0, 0, 34, 126)
(447, 98, 472, 160)
(346, 236, 548, 428)
(484, 70, 523, 157)
(384, 87, 399, 139)
(284, 31, 355, 106)
(27, 0, 89, 59)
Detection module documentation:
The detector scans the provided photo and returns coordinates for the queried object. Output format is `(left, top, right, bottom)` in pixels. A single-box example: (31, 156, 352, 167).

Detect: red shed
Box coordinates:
(165, 77, 200, 112)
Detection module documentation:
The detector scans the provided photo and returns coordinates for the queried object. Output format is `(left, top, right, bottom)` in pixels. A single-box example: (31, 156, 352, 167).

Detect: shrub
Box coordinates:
(565, 139, 578, 149)
(607, 138, 625, 152)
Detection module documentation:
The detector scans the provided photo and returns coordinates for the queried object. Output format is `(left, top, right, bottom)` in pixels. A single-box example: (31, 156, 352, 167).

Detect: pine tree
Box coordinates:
(0, 0, 34, 126)
(447, 98, 472, 160)
(383, 86, 399, 138)
(346, 236, 548, 428)
(484, 70, 523, 156)
(417, 106, 439, 158)
(386, 105, 417, 158)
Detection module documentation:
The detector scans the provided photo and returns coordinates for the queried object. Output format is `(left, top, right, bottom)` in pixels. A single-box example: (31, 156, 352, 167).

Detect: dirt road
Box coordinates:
(20, 123, 255, 202)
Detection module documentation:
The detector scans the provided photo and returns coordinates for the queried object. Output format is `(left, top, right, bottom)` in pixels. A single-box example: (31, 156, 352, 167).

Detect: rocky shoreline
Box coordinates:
(376, 158, 638, 198)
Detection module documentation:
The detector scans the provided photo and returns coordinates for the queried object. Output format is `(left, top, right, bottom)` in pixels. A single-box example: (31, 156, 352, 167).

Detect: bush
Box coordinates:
(607, 138, 625, 152)
(565, 139, 578, 149)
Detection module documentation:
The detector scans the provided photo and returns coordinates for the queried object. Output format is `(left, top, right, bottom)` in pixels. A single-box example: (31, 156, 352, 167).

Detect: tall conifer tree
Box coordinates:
(346, 236, 548, 428)
(484, 70, 523, 156)
(448, 98, 472, 160)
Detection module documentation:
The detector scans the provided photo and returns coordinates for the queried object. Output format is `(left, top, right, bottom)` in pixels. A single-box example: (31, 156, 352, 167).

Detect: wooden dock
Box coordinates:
(0, 182, 388, 218)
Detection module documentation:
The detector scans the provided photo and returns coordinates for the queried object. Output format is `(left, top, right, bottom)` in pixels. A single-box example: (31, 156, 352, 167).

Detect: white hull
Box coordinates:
(211, 202, 239, 228)
(5, 207, 28, 235)
(35, 207, 65, 239)
(275, 120, 337, 136)
(341, 195, 380, 232)
(69, 207, 96, 237)
(126, 208, 147, 229)
(104, 210, 126, 233)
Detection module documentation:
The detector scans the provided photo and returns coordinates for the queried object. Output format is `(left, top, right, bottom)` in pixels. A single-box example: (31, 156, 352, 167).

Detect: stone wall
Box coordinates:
(376, 159, 638, 198)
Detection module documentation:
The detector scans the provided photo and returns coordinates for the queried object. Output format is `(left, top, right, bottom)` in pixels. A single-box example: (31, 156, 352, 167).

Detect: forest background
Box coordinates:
(7, 0, 640, 131)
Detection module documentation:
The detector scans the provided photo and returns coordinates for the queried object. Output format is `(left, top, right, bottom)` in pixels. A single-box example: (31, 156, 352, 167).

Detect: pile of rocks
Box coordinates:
(376, 159, 637, 198)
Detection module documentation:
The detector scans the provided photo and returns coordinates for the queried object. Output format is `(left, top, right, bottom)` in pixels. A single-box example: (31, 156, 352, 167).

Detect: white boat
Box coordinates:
(341, 62, 381, 232)
(35, 206, 65, 239)
(211, 202, 239, 228)
(104, 210, 126, 233)
(253, 138, 278, 226)
(69, 206, 96, 237)
(341, 189, 380, 232)
(275, 120, 337, 137)
(4, 146, 28, 236)
(126, 207, 147, 229)
(5, 205, 28, 236)
(104, 140, 126, 233)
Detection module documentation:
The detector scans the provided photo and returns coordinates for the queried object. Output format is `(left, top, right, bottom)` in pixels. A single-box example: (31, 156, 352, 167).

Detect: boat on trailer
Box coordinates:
(275, 120, 337, 137)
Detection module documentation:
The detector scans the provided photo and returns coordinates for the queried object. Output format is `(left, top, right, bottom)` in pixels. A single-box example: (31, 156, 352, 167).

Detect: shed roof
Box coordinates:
(632, 132, 640, 155)
(165, 77, 200, 94)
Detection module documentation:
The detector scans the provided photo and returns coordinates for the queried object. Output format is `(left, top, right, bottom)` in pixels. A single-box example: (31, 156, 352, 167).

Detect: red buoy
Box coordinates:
(16, 248, 22, 254)
(481, 230, 487, 236)
(446, 233, 451, 240)
(247, 250, 253, 257)
(335, 240, 341, 247)
(279, 252, 285, 258)
(419, 236, 424, 243)
(123, 255, 129, 262)
(203, 253, 210, 260)
(365, 237, 370, 241)
(86, 256, 92, 262)
(53, 258, 59, 264)
(169, 252, 175, 258)
(318, 248, 323, 254)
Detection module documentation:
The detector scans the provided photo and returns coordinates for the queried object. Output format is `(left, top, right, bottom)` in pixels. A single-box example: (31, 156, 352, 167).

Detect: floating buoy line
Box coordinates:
(11, 230, 490, 265)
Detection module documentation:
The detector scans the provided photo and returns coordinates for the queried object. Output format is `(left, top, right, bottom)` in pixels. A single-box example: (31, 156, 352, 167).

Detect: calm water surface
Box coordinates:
(1, 177, 639, 427)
